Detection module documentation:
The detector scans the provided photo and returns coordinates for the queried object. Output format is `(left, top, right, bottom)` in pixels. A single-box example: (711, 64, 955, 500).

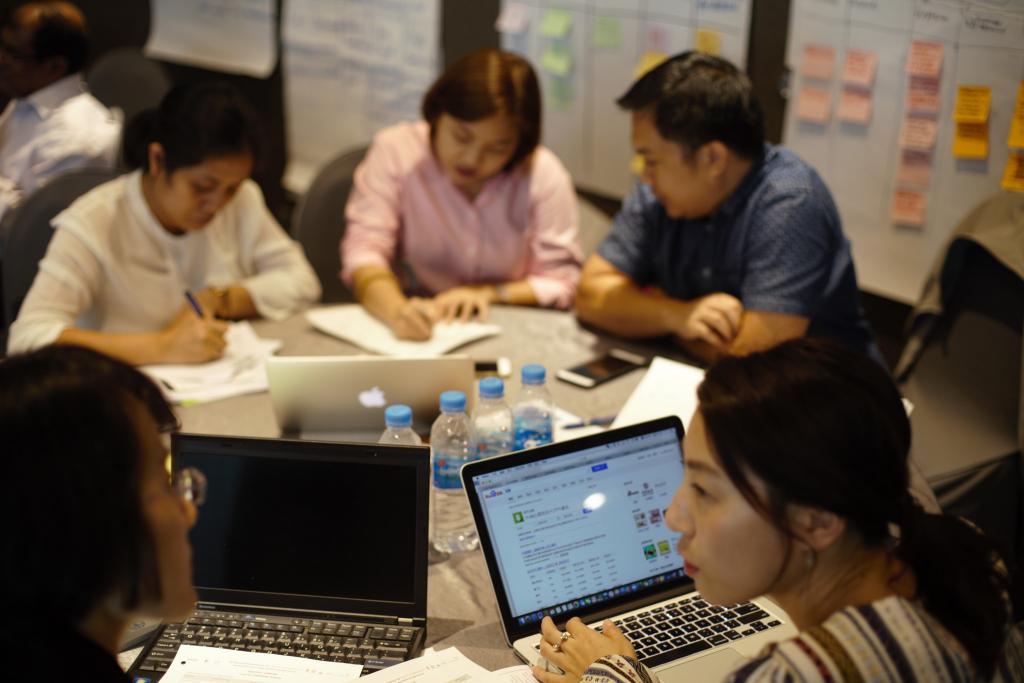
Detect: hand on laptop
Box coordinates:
(533, 616, 636, 682)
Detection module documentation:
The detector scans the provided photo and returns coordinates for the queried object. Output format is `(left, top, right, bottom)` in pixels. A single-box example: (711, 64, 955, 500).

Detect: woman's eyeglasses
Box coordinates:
(171, 467, 207, 506)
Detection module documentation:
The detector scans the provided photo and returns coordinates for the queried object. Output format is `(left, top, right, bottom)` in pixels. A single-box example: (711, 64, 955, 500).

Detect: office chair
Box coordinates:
(577, 192, 614, 260)
(291, 147, 368, 304)
(86, 48, 172, 127)
(1, 168, 120, 330)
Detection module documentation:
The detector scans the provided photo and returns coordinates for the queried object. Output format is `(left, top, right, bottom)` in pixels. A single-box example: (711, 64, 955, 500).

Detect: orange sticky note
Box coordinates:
(1002, 153, 1024, 192)
(1007, 82, 1024, 149)
(695, 27, 721, 56)
(842, 49, 877, 89)
(891, 189, 927, 228)
(953, 85, 991, 124)
(801, 44, 835, 80)
(897, 150, 932, 188)
(906, 76, 941, 114)
(899, 116, 938, 151)
(837, 88, 872, 124)
(796, 86, 831, 123)
(906, 40, 943, 79)
(953, 122, 988, 159)
(635, 51, 668, 78)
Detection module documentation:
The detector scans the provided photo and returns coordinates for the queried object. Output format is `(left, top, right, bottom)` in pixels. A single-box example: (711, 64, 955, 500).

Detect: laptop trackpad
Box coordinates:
(658, 647, 744, 682)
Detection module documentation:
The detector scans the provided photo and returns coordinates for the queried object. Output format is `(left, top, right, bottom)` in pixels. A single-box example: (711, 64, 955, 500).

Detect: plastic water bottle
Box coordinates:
(429, 390, 479, 553)
(472, 377, 513, 458)
(513, 364, 554, 450)
(379, 404, 423, 445)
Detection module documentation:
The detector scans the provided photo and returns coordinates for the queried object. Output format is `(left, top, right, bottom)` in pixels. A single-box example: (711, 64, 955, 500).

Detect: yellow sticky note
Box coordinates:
(593, 16, 621, 49)
(631, 154, 644, 176)
(539, 8, 573, 38)
(1008, 82, 1024, 149)
(953, 85, 991, 124)
(1002, 153, 1024, 192)
(953, 122, 988, 159)
(891, 189, 927, 228)
(695, 28, 721, 56)
(635, 51, 668, 78)
(540, 46, 572, 77)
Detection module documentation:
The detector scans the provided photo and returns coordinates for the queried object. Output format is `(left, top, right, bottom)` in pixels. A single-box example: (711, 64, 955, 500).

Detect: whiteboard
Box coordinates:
(281, 0, 441, 193)
(783, 0, 1024, 303)
(498, 0, 753, 198)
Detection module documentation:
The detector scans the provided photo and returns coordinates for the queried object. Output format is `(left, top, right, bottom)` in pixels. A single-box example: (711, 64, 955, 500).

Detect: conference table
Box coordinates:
(155, 304, 693, 671)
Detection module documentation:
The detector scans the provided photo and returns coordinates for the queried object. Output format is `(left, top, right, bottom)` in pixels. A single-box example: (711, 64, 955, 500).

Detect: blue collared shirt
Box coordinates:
(598, 144, 881, 362)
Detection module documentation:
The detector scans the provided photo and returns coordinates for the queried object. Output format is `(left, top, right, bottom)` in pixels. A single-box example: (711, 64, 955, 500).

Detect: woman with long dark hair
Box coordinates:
(533, 339, 1021, 682)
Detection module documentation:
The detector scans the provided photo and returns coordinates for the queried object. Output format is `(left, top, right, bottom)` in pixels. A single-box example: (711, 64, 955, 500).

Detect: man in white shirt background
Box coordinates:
(0, 1, 120, 222)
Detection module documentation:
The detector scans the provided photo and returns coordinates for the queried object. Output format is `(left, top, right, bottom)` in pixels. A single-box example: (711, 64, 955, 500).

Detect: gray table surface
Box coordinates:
(173, 305, 692, 670)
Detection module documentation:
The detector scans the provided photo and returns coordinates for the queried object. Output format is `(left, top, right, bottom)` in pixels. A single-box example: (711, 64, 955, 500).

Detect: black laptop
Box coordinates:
(128, 434, 430, 679)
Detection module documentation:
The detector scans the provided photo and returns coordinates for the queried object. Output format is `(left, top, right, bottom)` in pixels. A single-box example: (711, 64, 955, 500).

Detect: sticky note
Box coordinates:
(548, 77, 573, 111)
(897, 150, 933, 188)
(906, 77, 941, 114)
(796, 86, 831, 123)
(635, 51, 668, 78)
(539, 8, 573, 38)
(647, 24, 667, 53)
(837, 88, 872, 124)
(540, 45, 572, 77)
(842, 49, 877, 89)
(1009, 82, 1024, 148)
(953, 122, 988, 159)
(953, 85, 991, 124)
(891, 189, 927, 228)
(906, 40, 943, 78)
(593, 16, 622, 48)
(631, 154, 644, 176)
(801, 44, 835, 80)
(899, 116, 938, 151)
(695, 28, 721, 56)
(1002, 153, 1024, 192)
(495, 2, 529, 34)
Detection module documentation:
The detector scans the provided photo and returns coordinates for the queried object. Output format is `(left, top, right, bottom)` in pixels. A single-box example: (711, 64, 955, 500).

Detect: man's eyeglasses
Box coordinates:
(172, 467, 207, 506)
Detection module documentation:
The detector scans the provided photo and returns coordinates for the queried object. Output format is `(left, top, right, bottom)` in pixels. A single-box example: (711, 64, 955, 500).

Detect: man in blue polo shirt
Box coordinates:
(577, 52, 881, 364)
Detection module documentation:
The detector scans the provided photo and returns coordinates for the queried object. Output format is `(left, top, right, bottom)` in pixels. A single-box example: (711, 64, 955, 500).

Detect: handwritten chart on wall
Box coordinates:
(281, 0, 441, 193)
(783, 0, 1024, 303)
(498, 1, 752, 198)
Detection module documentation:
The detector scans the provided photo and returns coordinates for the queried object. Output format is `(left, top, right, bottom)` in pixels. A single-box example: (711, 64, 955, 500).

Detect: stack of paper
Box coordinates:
(611, 356, 705, 430)
(142, 322, 281, 404)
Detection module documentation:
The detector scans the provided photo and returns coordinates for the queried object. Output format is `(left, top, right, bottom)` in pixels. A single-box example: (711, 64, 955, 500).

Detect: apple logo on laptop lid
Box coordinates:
(359, 386, 387, 408)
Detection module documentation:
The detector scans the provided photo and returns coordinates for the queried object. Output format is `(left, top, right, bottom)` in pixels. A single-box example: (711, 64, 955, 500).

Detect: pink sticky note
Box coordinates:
(896, 150, 933, 188)
(647, 24, 667, 53)
(906, 41, 943, 79)
(891, 189, 927, 228)
(796, 86, 832, 123)
(837, 88, 873, 124)
(842, 49, 877, 88)
(801, 44, 835, 80)
(906, 76, 941, 113)
(899, 116, 938, 151)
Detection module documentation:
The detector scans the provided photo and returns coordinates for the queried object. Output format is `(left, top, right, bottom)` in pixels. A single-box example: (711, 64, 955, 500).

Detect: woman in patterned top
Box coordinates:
(532, 338, 1021, 683)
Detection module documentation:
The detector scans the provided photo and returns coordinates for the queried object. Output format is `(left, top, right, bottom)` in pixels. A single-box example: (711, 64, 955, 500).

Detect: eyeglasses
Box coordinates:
(172, 467, 207, 506)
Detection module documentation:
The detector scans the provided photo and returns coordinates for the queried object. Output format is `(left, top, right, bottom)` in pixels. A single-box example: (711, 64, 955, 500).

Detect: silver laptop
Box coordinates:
(462, 417, 797, 681)
(266, 355, 474, 441)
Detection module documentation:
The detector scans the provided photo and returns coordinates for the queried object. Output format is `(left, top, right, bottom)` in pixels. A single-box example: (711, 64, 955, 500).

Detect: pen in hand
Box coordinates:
(184, 290, 205, 317)
(563, 415, 616, 429)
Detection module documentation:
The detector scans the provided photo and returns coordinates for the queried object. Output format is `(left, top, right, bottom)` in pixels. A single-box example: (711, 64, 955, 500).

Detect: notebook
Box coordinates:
(128, 434, 430, 679)
(462, 417, 796, 682)
(266, 355, 474, 441)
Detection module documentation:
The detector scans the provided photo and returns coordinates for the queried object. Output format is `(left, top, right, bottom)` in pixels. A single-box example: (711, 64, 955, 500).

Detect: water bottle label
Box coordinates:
(433, 457, 465, 489)
(514, 425, 553, 450)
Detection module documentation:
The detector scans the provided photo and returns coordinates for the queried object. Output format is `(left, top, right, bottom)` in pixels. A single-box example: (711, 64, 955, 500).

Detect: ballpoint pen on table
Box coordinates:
(562, 415, 616, 429)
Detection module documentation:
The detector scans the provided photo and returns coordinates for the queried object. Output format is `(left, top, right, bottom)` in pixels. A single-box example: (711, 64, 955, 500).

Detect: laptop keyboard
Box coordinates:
(134, 609, 421, 676)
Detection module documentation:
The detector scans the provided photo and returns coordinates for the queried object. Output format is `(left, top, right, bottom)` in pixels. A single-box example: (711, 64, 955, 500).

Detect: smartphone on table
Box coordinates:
(556, 348, 647, 389)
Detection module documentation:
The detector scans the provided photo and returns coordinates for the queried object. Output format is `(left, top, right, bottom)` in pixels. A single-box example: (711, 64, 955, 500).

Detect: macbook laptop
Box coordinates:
(266, 355, 474, 441)
(128, 434, 430, 679)
(462, 417, 797, 681)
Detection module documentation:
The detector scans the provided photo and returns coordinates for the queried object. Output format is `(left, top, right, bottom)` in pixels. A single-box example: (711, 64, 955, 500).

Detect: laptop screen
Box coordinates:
(173, 434, 429, 618)
(465, 419, 686, 632)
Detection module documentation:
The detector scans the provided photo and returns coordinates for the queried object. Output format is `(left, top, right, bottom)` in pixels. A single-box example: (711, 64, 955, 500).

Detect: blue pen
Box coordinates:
(184, 290, 205, 317)
(563, 415, 616, 429)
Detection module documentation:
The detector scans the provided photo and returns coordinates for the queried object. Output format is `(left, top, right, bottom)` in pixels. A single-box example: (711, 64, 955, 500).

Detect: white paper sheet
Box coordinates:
(359, 647, 489, 683)
(145, 0, 277, 77)
(307, 305, 500, 357)
(483, 665, 536, 683)
(142, 322, 282, 404)
(159, 644, 362, 682)
(611, 356, 705, 431)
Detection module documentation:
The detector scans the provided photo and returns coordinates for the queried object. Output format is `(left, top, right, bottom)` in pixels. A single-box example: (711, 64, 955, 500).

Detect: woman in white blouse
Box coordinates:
(7, 82, 320, 364)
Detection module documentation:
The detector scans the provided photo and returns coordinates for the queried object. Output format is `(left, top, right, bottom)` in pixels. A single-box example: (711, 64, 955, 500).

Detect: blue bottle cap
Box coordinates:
(479, 377, 505, 399)
(384, 404, 413, 428)
(439, 390, 467, 412)
(521, 363, 546, 384)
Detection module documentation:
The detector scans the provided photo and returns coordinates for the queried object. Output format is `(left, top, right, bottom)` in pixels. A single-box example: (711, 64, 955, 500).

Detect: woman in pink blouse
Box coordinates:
(341, 49, 582, 340)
